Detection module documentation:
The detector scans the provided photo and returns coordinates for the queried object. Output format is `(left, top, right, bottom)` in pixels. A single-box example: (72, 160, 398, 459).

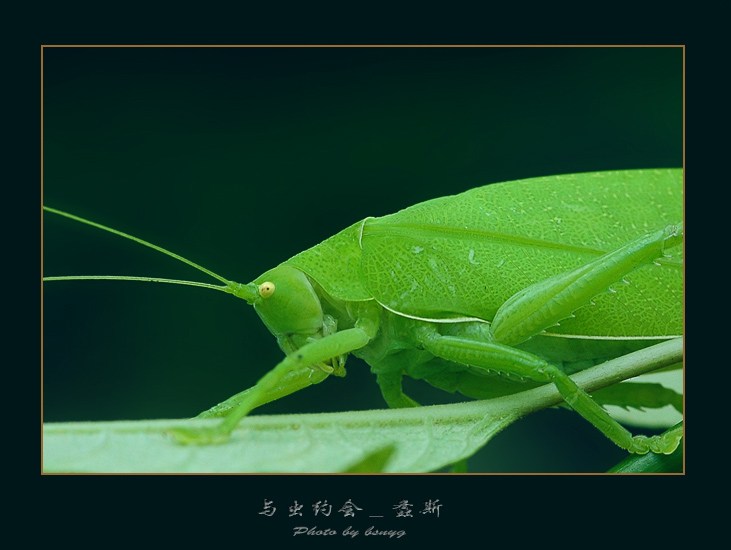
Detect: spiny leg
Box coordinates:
(492, 223, 682, 347)
(418, 225, 684, 454)
(417, 330, 681, 454)
(169, 327, 372, 445)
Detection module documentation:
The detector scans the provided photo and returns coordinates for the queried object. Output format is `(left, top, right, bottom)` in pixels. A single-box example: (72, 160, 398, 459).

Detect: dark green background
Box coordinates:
(43, 46, 682, 473)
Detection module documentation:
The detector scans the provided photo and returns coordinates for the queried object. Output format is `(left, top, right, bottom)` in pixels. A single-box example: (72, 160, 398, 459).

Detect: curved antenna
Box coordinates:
(43, 206, 259, 303)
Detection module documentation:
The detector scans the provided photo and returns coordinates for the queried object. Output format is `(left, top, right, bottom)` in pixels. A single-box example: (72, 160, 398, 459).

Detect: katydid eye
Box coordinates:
(258, 282, 276, 298)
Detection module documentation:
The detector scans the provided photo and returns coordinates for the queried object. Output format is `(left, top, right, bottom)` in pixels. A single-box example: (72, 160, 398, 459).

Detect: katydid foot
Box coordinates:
(624, 423, 683, 455)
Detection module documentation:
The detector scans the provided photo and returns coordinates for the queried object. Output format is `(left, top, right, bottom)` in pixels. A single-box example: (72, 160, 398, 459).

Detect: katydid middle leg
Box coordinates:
(376, 372, 421, 408)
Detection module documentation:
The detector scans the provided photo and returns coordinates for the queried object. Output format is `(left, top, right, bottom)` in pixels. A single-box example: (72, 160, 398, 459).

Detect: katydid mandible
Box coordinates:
(44, 169, 684, 454)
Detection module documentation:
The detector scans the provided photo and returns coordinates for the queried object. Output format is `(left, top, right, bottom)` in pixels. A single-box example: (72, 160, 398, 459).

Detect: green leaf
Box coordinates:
(42, 339, 682, 473)
(43, 404, 521, 473)
(593, 366, 683, 429)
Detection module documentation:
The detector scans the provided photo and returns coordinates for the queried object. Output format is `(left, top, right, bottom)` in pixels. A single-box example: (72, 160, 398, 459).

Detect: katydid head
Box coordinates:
(250, 265, 324, 339)
(248, 264, 343, 373)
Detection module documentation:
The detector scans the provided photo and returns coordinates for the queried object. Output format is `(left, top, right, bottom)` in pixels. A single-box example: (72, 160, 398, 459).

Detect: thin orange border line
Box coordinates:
(40, 45, 685, 475)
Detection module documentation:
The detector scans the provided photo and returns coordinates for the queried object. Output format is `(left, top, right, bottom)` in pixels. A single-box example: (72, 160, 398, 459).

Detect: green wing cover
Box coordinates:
(359, 169, 683, 338)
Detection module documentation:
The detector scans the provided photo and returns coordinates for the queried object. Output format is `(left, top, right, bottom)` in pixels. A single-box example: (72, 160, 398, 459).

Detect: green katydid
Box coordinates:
(43, 168, 683, 454)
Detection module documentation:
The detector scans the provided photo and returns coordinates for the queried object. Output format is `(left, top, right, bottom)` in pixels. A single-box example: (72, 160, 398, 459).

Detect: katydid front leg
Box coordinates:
(418, 224, 684, 455)
(195, 367, 331, 419)
(169, 327, 373, 445)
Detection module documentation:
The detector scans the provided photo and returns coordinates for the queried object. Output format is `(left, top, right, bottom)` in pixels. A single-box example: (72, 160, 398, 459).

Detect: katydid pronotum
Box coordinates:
(44, 169, 683, 454)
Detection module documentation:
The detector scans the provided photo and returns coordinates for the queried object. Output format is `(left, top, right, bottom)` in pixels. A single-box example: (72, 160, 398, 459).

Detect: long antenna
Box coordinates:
(43, 206, 259, 303)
